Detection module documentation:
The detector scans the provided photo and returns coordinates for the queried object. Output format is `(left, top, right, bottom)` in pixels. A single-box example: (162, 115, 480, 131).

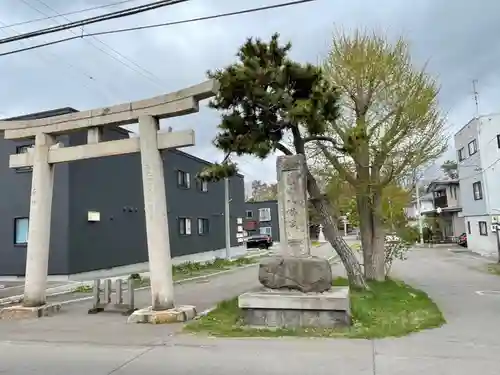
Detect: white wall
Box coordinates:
(477, 115, 500, 214)
(465, 215, 497, 257)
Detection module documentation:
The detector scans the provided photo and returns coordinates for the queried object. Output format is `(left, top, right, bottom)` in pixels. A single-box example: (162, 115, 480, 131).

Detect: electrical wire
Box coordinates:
(0, 0, 317, 57)
(0, 19, 120, 103)
(0, 0, 142, 30)
(0, 0, 189, 45)
(23, 0, 168, 90)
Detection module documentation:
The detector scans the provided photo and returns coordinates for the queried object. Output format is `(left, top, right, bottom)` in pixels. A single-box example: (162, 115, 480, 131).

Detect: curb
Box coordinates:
(0, 252, 271, 307)
(43, 263, 262, 307)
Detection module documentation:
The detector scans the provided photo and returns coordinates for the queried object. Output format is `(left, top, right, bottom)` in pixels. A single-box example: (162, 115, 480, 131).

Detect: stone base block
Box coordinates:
(127, 305, 197, 324)
(258, 256, 333, 293)
(238, 287, 350, 328)
(0, 303, 61, 320)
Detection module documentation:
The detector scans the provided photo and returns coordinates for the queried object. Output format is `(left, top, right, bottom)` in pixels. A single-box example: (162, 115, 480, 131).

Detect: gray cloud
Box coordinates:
(0, 0, 498, 181)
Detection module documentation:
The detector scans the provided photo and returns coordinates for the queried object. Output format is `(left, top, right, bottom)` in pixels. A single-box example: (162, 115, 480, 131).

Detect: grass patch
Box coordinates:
(73, 285, 93, 293)
(486, 263, 500, 276)
(130, 257, 257, 287)
(311, 241, 321, 247)
(184, 277, 445, 339)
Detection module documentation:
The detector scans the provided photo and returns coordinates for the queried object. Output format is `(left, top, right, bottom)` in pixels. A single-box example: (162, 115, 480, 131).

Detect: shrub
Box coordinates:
(384, 236, 409, 276)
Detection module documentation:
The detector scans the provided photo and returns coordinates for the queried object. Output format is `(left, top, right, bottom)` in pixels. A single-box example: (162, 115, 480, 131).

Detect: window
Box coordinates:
(260, 227, 272, 236)
(258, 208, 272, 222)
(472, 181, 483, 200)
(177, 171, 190, 189)
(468, 139, 477, 156)
(497, 135, 500, 149)
(434, 190, 446, 198)
(479, 221, 488, 236)
(458, 147, 465, 161)
(15, 145, 33, 172)
(245, 210, 253, 219)
(467, 221, 471, 234)
(197, 218, 209, 235)
(200, 180, 208, 192)
(179, 217, 191, 235)
(14, 217, 29, 245)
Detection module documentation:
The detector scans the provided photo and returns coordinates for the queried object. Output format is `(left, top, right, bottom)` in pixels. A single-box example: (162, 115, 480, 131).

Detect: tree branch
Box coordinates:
(316, 142, 357, 186)
(275, 142, 294, 155)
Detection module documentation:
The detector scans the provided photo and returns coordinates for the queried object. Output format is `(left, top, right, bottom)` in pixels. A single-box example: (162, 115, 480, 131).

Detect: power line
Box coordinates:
(0, 0, 317, 57)
(0, 0, 189, 45)
(0, 18, 120, 103)
(23, 0, 168, 90)
(0, 0, 142, 30)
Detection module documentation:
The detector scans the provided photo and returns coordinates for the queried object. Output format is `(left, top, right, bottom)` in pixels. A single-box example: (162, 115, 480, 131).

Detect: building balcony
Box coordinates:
(434, 196, 448, 209)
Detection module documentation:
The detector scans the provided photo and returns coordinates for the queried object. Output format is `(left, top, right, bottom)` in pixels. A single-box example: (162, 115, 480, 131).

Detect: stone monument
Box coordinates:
(317, 224, 326, 243)
(238, 154, 351, 328)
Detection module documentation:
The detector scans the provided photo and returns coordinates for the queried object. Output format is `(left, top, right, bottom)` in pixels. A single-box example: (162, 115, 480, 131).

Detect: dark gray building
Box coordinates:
(244, 200, 280, 242)
(0, 108, 245, 276)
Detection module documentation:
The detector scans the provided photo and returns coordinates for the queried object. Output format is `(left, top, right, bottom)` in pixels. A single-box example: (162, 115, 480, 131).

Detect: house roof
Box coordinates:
(426, 179, 459, 193)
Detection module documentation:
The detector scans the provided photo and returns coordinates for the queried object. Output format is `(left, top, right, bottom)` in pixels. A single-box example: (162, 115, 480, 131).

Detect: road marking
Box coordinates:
(475, 290, 500, 296)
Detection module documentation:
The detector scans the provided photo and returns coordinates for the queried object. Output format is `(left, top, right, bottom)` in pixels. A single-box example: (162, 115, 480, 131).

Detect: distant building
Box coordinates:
(0, 108, 246, 278)
(421, 180, 464, 240)
(405, 193, 434, 221)
(244, 200, 280, 242)
(454, 114, 500, 256)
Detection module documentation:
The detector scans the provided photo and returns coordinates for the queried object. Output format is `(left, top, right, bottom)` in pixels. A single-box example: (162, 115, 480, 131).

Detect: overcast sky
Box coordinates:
(0, 0, 498, 183)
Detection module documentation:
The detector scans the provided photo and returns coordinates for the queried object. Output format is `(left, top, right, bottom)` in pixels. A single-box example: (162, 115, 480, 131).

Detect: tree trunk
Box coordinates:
(306, 172, 368, 290)
(357, 192, 386, 281)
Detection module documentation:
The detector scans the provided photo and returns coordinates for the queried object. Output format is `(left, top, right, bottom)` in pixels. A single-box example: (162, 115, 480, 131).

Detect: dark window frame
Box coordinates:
(197, 218, 210, 235)
(178, 217, 192, 236)
(199, 179, 208, 193)
(467, 221, 471, 234)
(13, 217, 29, 246)
(245, 210, 253, 219)
(497, 134, 500, 149)
(15, 145, 33, 173)
(472, 181, 483, 200)
(177, 170, 190, 189)
(479, 221, 488, 236)
(468, 139, 477, 156)
(458, 147, 465, 161)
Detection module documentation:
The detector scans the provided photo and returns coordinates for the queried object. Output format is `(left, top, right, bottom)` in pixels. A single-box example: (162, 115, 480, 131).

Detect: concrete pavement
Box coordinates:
(0, 245, 500, 373)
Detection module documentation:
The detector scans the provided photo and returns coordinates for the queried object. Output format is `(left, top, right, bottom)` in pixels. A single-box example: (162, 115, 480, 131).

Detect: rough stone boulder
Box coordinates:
(258, 256, 333, 293)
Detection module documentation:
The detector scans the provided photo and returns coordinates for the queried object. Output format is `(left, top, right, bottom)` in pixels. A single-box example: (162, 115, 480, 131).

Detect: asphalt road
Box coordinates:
(1, 245, 500, 374)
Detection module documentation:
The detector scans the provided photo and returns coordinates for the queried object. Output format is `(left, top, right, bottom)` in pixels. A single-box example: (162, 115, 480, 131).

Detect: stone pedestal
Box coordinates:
(258, 256, 333, 293)
(238, 288, 350, 328)
(0, 303, 61, 320)
(238, 154, 350, 329)
(127, 305, 196, 324)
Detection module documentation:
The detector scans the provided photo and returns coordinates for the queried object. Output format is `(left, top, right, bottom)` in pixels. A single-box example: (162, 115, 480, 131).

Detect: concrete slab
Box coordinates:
(0, 303, 61, 319)
(128, 305, 196, 324)
(239, 287, 350, 311)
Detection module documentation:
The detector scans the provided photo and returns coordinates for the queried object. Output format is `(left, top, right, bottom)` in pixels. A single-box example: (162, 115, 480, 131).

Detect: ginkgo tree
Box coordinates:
(315, 31, 448, 280)
(198, 33, 367, 289)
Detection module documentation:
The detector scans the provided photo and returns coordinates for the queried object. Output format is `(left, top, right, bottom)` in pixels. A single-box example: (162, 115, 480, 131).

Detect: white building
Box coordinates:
(454, 114, 500, 256)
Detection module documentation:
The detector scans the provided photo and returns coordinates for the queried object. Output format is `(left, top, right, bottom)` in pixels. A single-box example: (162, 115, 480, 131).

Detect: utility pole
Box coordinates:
(472, 79, 480, 118)
(416, 180, 424, 245)
(224, 177, 231, 259)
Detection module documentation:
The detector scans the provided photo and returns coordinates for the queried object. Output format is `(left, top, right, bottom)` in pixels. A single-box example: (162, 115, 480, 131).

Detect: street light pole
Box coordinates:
(224, 177, 231, 259)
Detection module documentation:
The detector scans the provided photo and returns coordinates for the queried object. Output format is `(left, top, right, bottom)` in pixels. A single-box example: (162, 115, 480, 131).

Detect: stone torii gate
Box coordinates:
(0, 80, 218, 322)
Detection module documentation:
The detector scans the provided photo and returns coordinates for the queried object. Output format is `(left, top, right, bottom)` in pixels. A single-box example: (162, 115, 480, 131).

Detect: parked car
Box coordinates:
(458, 233, 467, 248)
(246, 234, 273, 249)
